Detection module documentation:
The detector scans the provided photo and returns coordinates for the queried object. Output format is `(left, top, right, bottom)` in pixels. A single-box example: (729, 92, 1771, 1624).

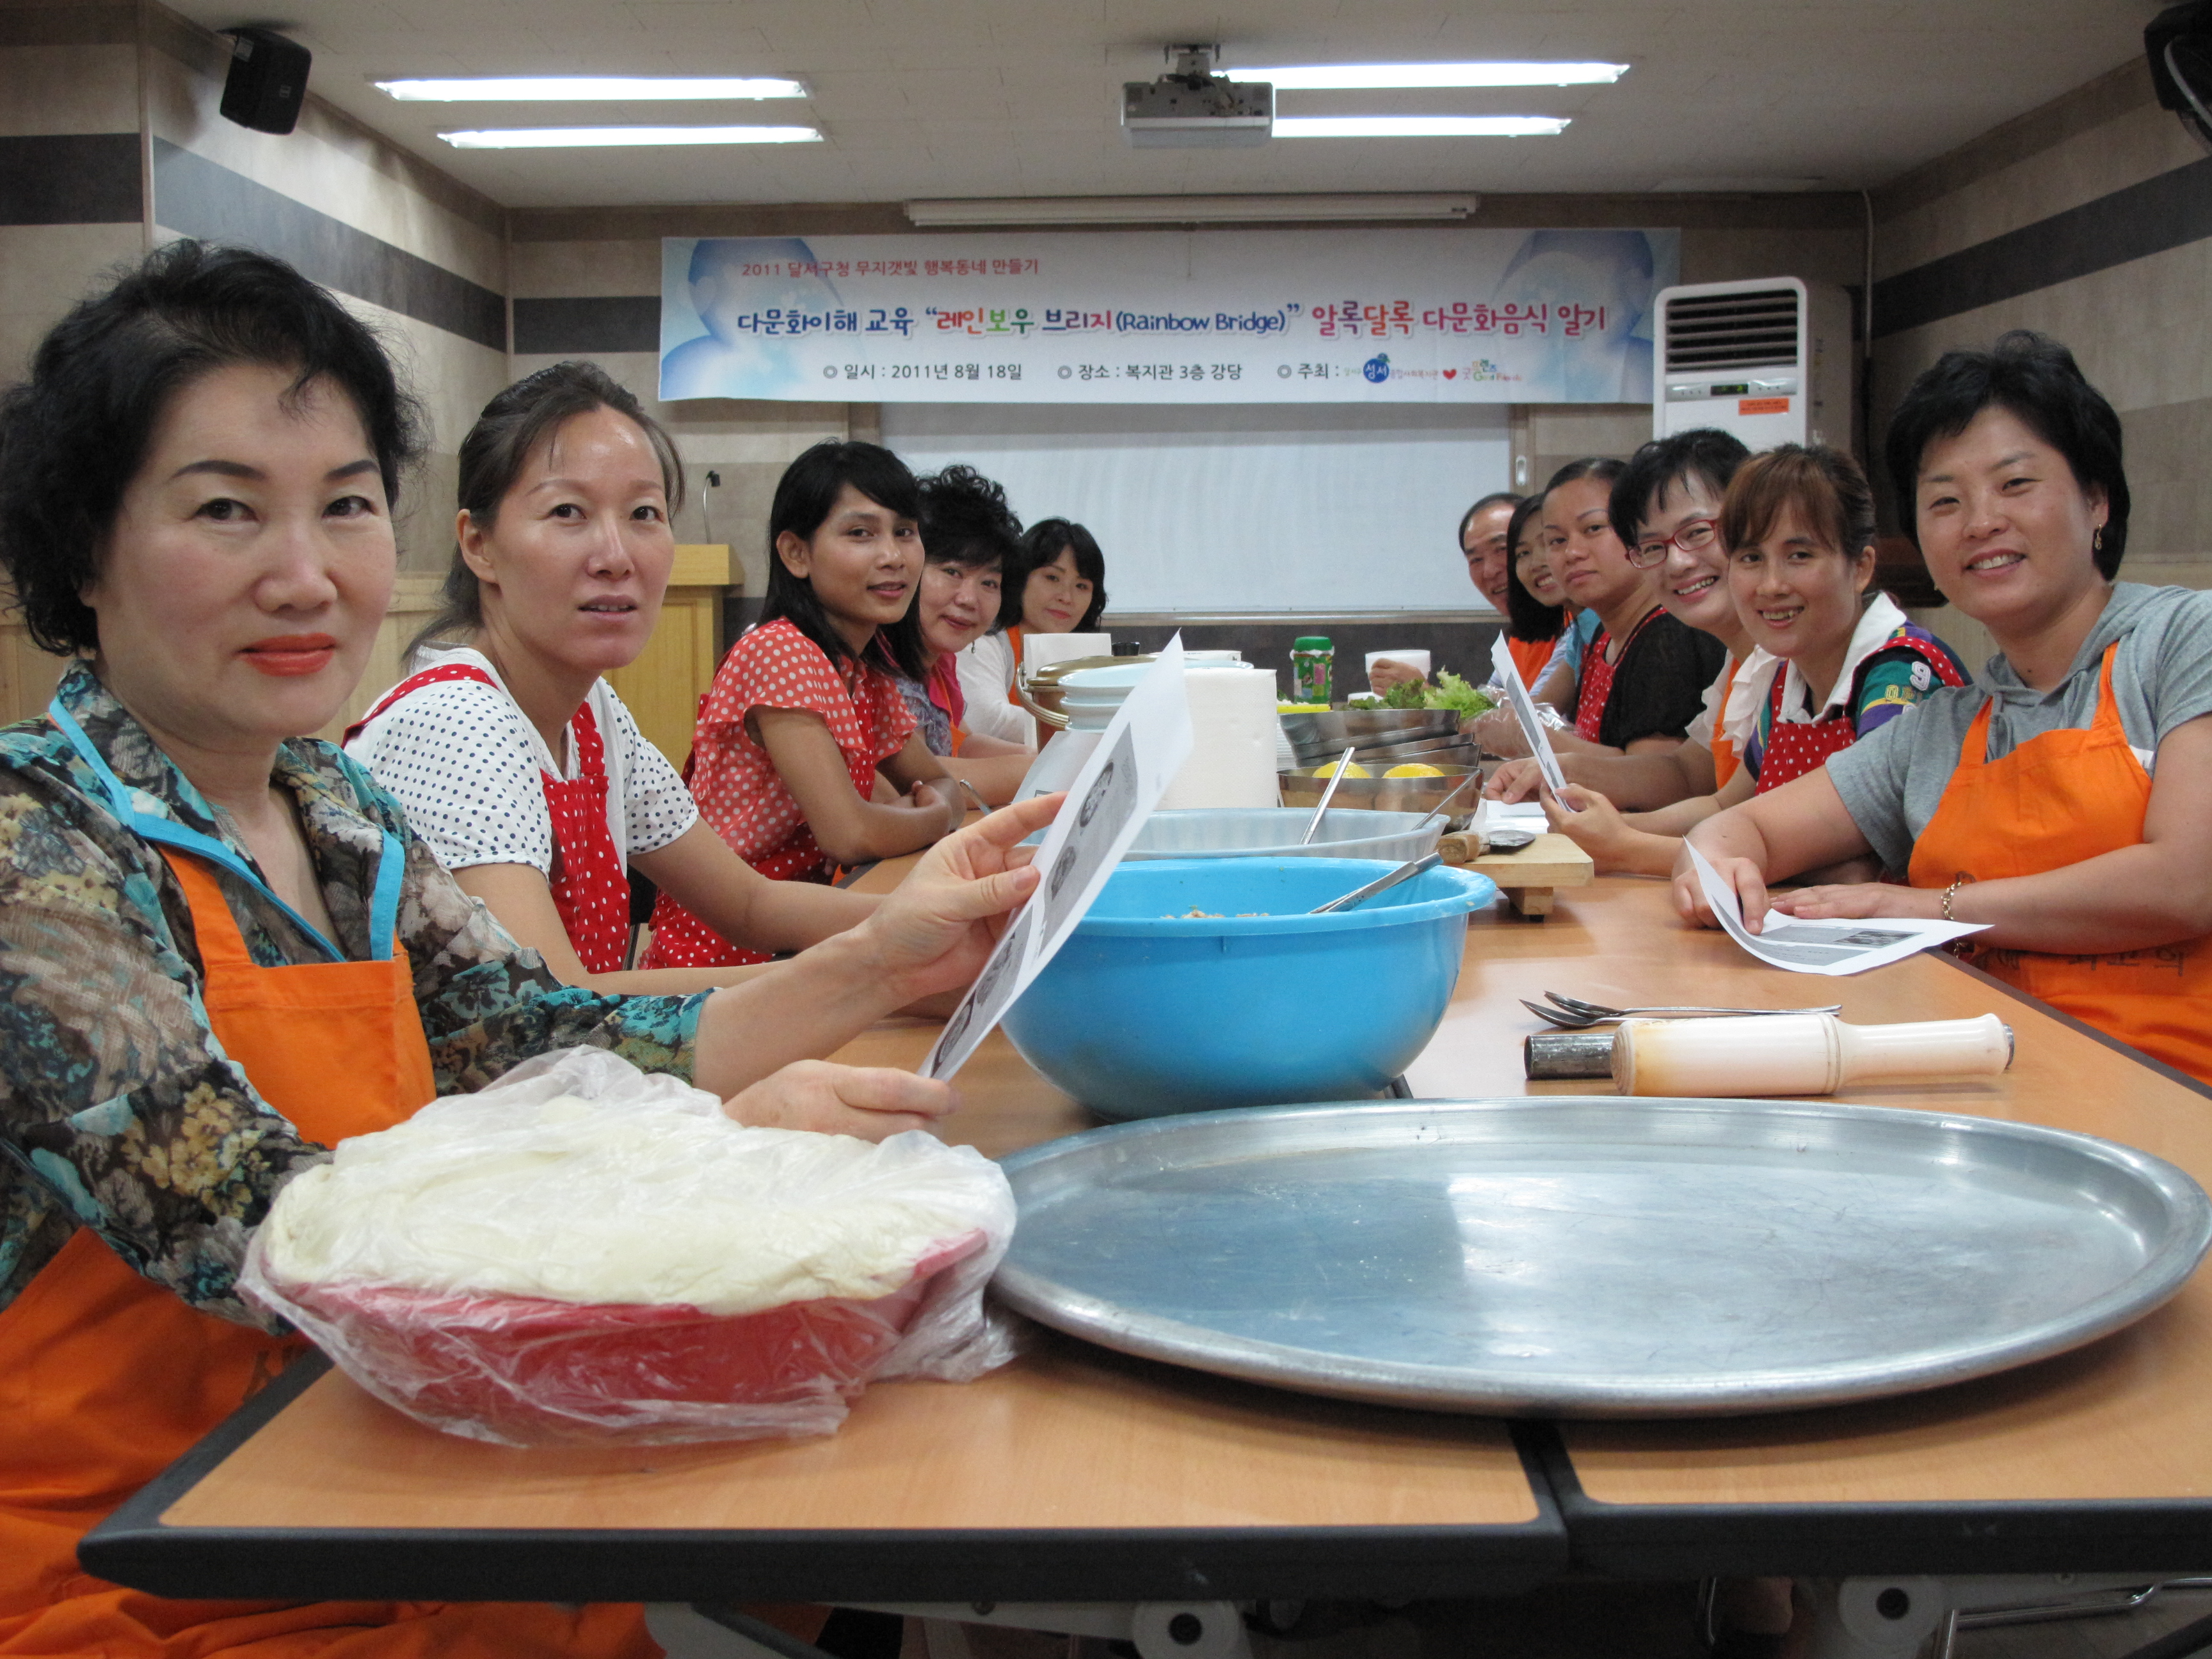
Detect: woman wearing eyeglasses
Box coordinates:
(1490, 430, 1751, 809)
(1539, 456, 1727, 760)
(1524, 444, 1965, 875)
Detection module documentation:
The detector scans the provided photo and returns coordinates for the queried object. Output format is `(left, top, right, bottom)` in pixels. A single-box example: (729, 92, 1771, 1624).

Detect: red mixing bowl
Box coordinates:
(269, 1229, 987, 1443)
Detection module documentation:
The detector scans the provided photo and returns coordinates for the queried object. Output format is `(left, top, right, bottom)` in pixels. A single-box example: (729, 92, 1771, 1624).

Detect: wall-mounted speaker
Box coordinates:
(2147, 1, 2212, 146)
(220, 28, 310, 135)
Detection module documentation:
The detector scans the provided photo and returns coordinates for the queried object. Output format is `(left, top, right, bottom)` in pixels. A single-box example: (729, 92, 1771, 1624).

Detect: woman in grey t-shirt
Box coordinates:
(1676, 331, 2212, 1082)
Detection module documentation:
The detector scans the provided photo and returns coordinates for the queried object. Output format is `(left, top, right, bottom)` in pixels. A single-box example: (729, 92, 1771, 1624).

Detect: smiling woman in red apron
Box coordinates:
(348, 362, 883, 995)
(1678, 333, 2212, 1084)
(0, 244, 1056, 1659)
(1719, 445, 1968, 794)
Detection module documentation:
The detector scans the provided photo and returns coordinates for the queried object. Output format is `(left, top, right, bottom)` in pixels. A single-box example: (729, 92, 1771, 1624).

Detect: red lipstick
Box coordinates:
(243, 634, 338, 677)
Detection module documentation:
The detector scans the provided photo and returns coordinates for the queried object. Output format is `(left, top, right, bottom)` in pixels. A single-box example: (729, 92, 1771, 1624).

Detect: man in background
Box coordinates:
(1370, 491, 1521, 693)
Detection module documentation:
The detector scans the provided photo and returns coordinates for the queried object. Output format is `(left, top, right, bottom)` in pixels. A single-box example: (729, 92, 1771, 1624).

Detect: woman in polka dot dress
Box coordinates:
(349, 363, 881, 991)
(644, 442, 965, 972)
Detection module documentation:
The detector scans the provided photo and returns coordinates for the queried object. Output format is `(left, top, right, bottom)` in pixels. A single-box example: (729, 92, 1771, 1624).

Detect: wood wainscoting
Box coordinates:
(604, 543, 735, 773)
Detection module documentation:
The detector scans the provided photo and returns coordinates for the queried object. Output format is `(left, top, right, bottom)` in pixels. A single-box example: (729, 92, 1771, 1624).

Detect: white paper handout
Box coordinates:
(921, 636, 1196, 1080)
(1685, 842, 1988, 976)
(1489, 634, 1575, 806)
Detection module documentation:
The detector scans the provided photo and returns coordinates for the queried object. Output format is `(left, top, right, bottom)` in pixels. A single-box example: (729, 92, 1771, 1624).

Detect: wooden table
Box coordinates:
(81, 874, 2212, 1607)
(1462, 885, 2212, 1583)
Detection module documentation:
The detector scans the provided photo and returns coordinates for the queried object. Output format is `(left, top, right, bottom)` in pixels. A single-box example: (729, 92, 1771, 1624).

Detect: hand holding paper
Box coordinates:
(1684, 842, 1987, 976)
(1488, 634, 1576, 809)
(920, 636, 1195, 1080)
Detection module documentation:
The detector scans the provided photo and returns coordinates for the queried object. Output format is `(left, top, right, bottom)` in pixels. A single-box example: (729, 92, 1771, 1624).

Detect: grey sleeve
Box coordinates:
(2140, 589, 2212, 746)
(1821, 707, 1922, 876)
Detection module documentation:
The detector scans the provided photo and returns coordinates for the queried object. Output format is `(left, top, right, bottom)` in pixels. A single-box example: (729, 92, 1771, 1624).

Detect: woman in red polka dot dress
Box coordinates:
(644, 442, 966, 971)
(350, 364, 882, 991)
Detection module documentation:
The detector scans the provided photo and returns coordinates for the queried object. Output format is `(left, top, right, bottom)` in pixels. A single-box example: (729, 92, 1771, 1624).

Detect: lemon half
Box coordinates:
(1383, 763, 1446, 778)
(1311, 761, 1371, 779)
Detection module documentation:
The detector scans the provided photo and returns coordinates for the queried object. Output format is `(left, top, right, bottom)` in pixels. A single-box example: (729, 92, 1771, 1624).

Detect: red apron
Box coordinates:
(0, 850, 658, 1659)
(1573, 607, 1660, 742)
(353, 668, 631, 974)
(1906, 644, 2212, 1083)
(1753, 634, 1966, 794)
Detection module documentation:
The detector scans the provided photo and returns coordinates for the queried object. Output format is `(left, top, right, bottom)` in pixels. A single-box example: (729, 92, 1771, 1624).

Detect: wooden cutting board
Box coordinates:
(1439, 831, 1595, 919)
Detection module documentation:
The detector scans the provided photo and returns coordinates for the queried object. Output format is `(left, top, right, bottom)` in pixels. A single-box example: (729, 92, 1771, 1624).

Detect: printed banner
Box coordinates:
(659, 228, 1678, 405)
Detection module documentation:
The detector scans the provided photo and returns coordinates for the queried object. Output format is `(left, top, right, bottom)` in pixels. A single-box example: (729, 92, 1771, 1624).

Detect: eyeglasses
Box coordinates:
(1630, 517, 1720, 568)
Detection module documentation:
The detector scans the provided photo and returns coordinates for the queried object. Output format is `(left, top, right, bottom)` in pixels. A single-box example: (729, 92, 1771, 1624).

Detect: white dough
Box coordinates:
(258, 1093, 985, 1315)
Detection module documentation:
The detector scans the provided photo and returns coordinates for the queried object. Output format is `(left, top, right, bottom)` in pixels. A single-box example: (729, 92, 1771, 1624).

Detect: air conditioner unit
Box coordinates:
(1652, 277, 1854, 453)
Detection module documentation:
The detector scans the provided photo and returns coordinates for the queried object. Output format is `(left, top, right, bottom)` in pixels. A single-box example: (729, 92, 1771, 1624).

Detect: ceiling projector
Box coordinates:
(1122, 45, 1272, 148)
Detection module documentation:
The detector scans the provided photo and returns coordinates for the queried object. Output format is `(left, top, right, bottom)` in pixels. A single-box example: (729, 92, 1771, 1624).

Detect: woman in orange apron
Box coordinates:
(347, 362, 879, 993)
(1676, 332, 2212, 1083)
(0, 244, 1055, 1659)
(952, 518, 1107, 751)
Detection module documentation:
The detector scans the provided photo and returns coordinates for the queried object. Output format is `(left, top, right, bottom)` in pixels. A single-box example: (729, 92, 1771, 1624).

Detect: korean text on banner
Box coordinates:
(660, 228, 1678, 405)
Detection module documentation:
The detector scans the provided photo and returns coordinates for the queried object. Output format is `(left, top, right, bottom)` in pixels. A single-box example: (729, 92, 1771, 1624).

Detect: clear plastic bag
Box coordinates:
(239, 1047, 1019, 1446)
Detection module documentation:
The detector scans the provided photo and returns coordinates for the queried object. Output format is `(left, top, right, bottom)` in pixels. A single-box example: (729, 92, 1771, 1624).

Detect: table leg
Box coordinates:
(853, 1603, 1251, 1659)
(1798, 1573, 2205, 1659)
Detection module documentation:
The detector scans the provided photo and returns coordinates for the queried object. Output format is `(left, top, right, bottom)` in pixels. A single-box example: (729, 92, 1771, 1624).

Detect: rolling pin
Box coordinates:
(1611, 1013, 2014, 1097)
(1438, 830, 1486, 865)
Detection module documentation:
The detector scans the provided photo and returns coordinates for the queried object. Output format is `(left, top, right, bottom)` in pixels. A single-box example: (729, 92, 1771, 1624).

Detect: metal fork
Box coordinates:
(1525, 991, 1843, 1029)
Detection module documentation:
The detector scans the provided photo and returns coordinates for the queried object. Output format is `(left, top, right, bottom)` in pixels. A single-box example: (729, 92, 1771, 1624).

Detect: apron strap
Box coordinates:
(47, 696, 398, 963)
(342, 661, 501, 746)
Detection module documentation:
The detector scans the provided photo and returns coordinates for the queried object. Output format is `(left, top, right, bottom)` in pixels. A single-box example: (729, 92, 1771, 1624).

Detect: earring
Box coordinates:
(2094, 527, 2105, 554)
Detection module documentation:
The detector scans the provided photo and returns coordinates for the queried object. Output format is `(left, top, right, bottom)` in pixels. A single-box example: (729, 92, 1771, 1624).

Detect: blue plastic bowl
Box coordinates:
(1000, 858, 1496, 1119)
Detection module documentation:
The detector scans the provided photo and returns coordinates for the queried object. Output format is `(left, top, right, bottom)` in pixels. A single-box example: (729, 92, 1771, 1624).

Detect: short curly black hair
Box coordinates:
(1884, 330, 2128, 578)
(0, 239, 426, 655)
(917, 463, 1022, 573)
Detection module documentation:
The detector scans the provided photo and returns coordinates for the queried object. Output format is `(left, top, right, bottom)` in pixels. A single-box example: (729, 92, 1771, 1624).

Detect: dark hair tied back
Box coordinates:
(0, 239, 424, 655)
(760, 440, 929, 682)
(412, 360, 684, 657)
(1884, 330, 2128, 578)
(1003, 518, 1107, 633)
(1502, 494, 1564, 644)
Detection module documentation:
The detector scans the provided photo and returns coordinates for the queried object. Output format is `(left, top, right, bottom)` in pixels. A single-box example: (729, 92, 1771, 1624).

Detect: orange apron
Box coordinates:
(1907, 643, 2212, 1082)
(0, 848, 658, 1659)
(1505, 632, 1557, 695)
(1708, 654, 1742, 789)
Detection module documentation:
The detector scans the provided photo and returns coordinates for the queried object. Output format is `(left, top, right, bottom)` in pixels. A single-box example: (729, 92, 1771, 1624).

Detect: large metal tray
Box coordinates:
(993, 1098, 2212, 1416)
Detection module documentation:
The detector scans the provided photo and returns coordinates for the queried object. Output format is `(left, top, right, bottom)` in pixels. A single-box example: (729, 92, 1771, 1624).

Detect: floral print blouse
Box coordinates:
(0, 662, 707, 1330)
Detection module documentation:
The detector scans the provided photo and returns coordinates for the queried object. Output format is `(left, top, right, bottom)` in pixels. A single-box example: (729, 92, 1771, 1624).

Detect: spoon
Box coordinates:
(1300, 746, 1358, 846)
(1412, 772, 1480, 829)
(1309, 850, 1443, 915)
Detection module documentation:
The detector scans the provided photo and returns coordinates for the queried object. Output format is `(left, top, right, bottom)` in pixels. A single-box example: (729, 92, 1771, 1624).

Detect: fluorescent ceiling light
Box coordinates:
(1274, 116, 1568, 138)
(1240, 61, 1626, 89)
(439, 125, 821, 148)
(380, 76, 805, 100)
(906, 193, 1479, 225)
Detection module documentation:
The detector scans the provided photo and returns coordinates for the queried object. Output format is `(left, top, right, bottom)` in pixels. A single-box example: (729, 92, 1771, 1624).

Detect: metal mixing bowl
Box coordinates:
(1279, 764, 1480, 819)
(1281, 710, 1459, 749)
